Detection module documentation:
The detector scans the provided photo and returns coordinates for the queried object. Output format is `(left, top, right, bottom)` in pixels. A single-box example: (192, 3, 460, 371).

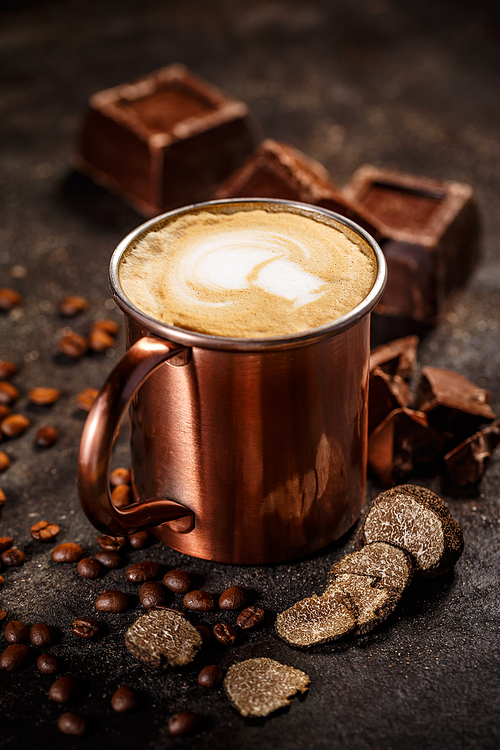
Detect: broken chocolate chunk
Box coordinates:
(223, 658, 310, 717)
(368, 368, 412, 435)
(329, 542, 413, 592)
(444, 418, 500, 492)
(370, 335, 419, 380)
(325, 573, 401, 635)
(125, 608, 202, 668)
(275, 590, 356, 647)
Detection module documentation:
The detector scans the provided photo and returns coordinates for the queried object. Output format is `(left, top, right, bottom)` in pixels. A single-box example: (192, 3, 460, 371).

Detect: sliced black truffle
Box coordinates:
(275, 590, 356, 647)
(223, 658, 310, 717)
(325, 573, 401, 635)
(329, 541, 413, 591)
(125, 609, 202, 668)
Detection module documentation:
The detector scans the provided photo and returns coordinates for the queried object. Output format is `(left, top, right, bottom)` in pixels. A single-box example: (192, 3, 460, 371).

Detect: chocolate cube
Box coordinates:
(74, 64, 259, 216)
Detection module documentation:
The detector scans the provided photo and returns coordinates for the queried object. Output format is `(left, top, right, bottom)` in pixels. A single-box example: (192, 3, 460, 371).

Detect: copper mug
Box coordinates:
(78, 199, 386, 564)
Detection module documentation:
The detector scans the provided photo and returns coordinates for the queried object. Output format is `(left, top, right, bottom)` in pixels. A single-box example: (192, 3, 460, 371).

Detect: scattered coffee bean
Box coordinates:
(0, 537, 13, 553)
(30, 623, 55, 647)
(0, 644, 30, 671)
(168, 710, 201, 737)
(0, 610, 7, 621)
(0, 488, 5, 507)
(112, 484, 131, 508)
(1, 547, 26, 566)
(163, 569, 192, 594)
(1, 413, 30, 438)
(97, 534, 127, 552)
(126, 561, 162, 583)
(77, 557, 102, 579)
(110, 467, 131, 486)
(236, 605, 265, 630)
(49, 675, 82, 703)
(213, 622, 237, 646)
(59, 331, 88, 359)
(95, 590, 130, 613)
(0, 381, 18, 405)
(111, 686, 139, 713)
(37, 653, 60, 674)
(59, 296, 88, 317)
(0, 361, 18, 380)
(183, 590, 215, 612)
(139, 581, 165, 609)
(28, 387, 60, 405)
(57, 712, 87, 736)
(89, 328, 114, 352)
(0, 575, 4, 590)
(92, 319, 119, 336)
(30, 520, 60, 542)
(219, 585, 249, 610)
(94, 550, 122, 569)
(4, 620, 29, 644)
(0, 404, 9, 419)
(128, 530, 150, 550)
(76, 387, 98, 412)
(0, 452, 10, 472)
(0, 288, 22, 311)
(34, 425, 59, 448)
(198, 664, 224, 687)
(71, 617, 100, 639)
(51, 543, 83, 563)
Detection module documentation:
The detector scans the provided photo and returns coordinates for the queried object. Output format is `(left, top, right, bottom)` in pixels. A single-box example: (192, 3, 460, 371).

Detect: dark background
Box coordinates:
(1, 1, 500, 748)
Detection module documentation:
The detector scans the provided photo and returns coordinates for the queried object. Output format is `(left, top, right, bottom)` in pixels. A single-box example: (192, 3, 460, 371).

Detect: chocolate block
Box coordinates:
(343, 165, 480, 323)
(370, 335, 419, 379)
(368, 367, 411, 435)
(213, 139, 382, 239)
(444, 418, 500, 492)
(74, 64, 259, 217)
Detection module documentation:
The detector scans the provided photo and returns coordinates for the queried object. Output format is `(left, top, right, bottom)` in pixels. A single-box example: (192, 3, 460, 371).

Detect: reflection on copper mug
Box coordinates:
(77, 199, 386, 564)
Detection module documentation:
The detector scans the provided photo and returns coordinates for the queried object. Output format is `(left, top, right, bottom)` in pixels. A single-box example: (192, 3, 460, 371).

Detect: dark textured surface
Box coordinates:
(1, 1, 500, 748)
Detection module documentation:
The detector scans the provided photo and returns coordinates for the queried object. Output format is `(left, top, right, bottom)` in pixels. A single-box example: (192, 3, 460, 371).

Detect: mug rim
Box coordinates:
(109, 198, 387, 351)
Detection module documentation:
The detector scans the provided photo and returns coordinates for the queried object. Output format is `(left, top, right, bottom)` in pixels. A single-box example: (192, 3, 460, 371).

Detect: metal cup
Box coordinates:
(77, 199, 386, 563)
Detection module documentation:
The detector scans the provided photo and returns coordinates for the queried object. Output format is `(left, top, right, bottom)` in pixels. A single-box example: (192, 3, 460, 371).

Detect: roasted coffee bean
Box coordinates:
(110, 467, 131, 486)
(51, 543, 83, 563)
(89, 328, 114, 352)
(92, 319, 119, 336)
(139, 582, 165, 609)
(236, 605, 265, 630)
(183, 590, 215, 612)
(94, 551, 122, 569)
(0, 382, 18, 405)
(28, 387, 60, 405)
(163, 569, 192, 594)
(0, 575, 4, 590)
(112, 484, 131, 508)
(37, 653, 60, 674)
(195, 624, 212, 646)
(57, 712, 87, 736)
(0, 451, 10, 472)
(0, 488, 5, 507)
(76, 387, 98, 412)
(59, 296, 88, 317)
(1, 547, 25, 566)
(30, 623, 55, 647)
(0, 537, 13, 553)
(1, 414, 30, 438)
(213, 622, 237, 646)
(0, 288, 22, 311)
(126, 561, 162, 583)
(71, 617, 100, 639)
(0, 404, 9, 419)
(77, 557, 101, 579)
(4, 620, 29, 644)
(0, 610, 7, 621)
(128, 530, 150, 550)
(97, 534, 127, 552)
(34, 425, 59, 448)
(0, 361, 18, 380)
(197, 664, 224, 687)
(49, 675, 82, 703)
(219, 585, 249, 610)
(30, 520, 60, 542)
(0, 644, 30, 671)
(168, 710, 201, 737)
(58, 331, 88, 359)
(95, 590, 129, 613)
(111, 686, 139, 713)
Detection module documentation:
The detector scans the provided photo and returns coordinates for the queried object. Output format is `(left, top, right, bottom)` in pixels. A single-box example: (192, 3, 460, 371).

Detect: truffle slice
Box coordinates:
(125, 608, 202, 668)
(223, 658, 310, 717)
(275, 590, 356, 647)
(360, 485, 463, 577)
(444, 418, 500, 492)
(325, 574, 401, 635)
(370, 335, 419, 380)
(329, 541, 413, 591)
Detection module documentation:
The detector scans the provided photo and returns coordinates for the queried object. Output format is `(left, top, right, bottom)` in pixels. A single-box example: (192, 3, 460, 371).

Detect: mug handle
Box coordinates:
(77, 334, 194, 537)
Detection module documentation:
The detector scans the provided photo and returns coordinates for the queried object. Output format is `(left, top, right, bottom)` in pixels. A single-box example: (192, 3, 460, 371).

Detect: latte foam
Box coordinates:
(119, 206, 376, 338)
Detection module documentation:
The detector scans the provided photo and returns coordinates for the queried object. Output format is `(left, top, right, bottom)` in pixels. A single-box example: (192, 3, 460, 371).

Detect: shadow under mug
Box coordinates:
(77, 199, 386, 564)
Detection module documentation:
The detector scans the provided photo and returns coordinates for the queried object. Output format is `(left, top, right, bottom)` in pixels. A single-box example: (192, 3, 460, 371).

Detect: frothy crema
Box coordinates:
(118, 206, 377, 338)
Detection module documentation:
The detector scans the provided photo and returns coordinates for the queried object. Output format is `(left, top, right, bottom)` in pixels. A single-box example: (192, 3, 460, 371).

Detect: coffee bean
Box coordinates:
(76, 387, 98, 412)
(94, 551, 122, 569)
(183, 590, 215, 612)
(0, 537, 13, 553)
(0, 611, 7, 621)
(51, 543, 83, 563)
(139, 582, 165, 609)
(0, 575, 4, 590)
(30, 520, 60, 542)
(30, 623, 55, 647)
(0, 404, 9, 419)
(168, 710, 201, 737)
(197, 664, 224, 687)
(57, 712, 87, 736)
(34, 425, 59, 448)
(95, 591, 129, 613)
(236, 605, 265, 630)
(92, 319, 119, 336)
(1, 414, 30, 438)
(97, 534, 127, 552)
(126, 561, 162, 583)
(112, 484, 131, 508)
(110, 467, 131, 486)
(128, 530, 150, 550)
(213, 622, 237, 646)
(58, 331, 88, 359)
(111, 686, 139, 713)
(0, 451, 11, 472)
(0, 381, 18, 405)
(37, 653, 60, 674)
(71, 617, 100, 639)
(0, 288, 22, 311)
(1, 547, 26, 566)
(28, 387, 60, 405)
(89, 328, 114, 352)
(219, 585, 249, 610)
(4, 620, 29, 644)
(163, 569, 192, 594)
(0, 488, 5, 507)
(0, 644, 30, 671)
(77, 557, 101, 579)
(59, 296, 88, 317)
(49, 675, 82, 703)
(0, 361, 18, 380)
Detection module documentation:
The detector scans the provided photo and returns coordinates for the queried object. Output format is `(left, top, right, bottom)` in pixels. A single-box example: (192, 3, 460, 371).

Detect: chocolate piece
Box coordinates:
(75, 63, 258, 217)
(329, 542, 413, 592)
(368, 407, 445, 486)
(368, 368, 411, 435)
(325, 573, 401, 635)
(275, 590, 356, 647)
(125, 608, 202, 668)
(360, 485, 464, 577)
(370, 335, 419, 379)
(444, 418, 500, 491)
(223, 658, 310, 718)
